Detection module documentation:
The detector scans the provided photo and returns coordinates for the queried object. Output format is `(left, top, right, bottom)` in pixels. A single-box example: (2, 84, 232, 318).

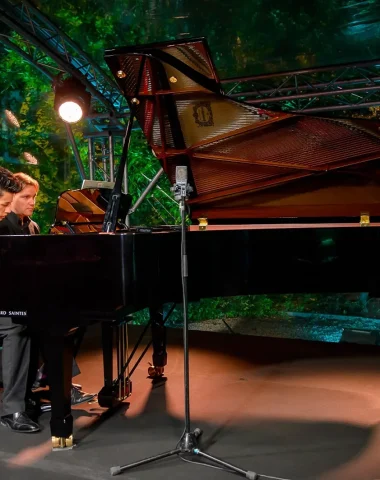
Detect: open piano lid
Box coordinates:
(105, 38, 380, 222)
(51, 187, 131, 234)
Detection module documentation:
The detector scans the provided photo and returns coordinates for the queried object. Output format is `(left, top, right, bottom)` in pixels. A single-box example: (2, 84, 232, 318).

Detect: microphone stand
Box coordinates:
(110, 177, 258, 479)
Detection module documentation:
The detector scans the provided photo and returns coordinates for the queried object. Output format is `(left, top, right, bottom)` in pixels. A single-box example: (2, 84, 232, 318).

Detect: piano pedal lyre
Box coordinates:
(52, 435, 74, 450)
(116, 320, 132, 401)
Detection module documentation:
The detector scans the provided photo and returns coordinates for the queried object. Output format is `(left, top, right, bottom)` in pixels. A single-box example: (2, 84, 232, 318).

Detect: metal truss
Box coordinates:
(222, 58, 380, 114)
(86, 130, 125, 183)
(0, 0, 132, 180)
(0, 0, 128, 126)
(1, 0, 379, 119)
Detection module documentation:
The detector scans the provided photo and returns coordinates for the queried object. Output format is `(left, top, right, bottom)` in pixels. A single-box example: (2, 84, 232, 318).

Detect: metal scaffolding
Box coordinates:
(222, 58, 380, 114)
(0, 0, 127, 120)
(86, 130, 124, 183)
(0, 0, 130, 180)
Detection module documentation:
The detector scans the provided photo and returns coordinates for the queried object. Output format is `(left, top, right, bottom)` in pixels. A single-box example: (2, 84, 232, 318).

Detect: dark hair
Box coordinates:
(0, 167, 22, 196)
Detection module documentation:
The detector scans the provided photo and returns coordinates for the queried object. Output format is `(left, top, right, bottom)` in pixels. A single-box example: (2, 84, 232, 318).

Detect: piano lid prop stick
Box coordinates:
(102, 56, 146, 233)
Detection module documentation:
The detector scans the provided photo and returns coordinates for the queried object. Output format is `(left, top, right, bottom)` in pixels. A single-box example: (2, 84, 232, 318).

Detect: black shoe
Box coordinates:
(25, 395, 41, 419)
(27, 398, 51, 415)
(26, 386, 96, 413)
(0, 412, 40, 433)
(71, 386, 96, 406)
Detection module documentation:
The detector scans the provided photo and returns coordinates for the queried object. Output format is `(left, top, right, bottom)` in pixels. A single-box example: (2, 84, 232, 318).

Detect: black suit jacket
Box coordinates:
(0, 212, 40, 235)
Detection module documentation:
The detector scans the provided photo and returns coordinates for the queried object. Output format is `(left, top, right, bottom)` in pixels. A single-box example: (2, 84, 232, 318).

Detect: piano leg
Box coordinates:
(43, 331, 75, 450)
(98, 321, 122, 408)
(148, 306, 167, 377)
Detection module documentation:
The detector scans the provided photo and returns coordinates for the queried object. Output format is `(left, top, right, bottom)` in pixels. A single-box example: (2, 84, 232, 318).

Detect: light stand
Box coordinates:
(109, 166, 258, 479)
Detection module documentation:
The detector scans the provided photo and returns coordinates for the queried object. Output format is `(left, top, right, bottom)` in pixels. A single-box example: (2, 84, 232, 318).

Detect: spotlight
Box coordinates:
(53, 75, 91, 123)
(5, 109, 20, 128)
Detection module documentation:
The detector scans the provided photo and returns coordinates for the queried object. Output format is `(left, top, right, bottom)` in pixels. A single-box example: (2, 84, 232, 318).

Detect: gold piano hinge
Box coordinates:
(52, 435, 74, 450)
(360, 212, 370, 226)
(198, 217, 208, 231)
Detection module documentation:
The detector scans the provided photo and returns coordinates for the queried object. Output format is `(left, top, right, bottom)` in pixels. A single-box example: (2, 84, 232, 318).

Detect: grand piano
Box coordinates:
(1, 37, 380, 449)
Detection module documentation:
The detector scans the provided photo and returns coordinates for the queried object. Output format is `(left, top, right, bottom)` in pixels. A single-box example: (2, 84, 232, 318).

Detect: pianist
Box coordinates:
(0, 167, 40, 433)
(0, 167, 19, 221)
(0, 172, 96, 407)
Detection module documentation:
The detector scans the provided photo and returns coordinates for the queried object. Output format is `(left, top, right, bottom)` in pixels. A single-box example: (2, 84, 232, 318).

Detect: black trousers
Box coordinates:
(0, 318, 31, 415)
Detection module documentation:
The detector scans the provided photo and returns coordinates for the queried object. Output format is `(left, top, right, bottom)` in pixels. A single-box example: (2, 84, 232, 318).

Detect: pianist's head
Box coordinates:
(11, 172, 39, 219)
(0, 167, 22, 220)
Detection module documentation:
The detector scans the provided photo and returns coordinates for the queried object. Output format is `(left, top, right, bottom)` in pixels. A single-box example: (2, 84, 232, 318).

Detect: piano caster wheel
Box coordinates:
(52, 435, 74, 450)
(148, 366, 164, 378)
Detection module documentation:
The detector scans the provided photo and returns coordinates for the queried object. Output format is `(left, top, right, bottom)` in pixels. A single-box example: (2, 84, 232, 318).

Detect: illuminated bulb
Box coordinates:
(58, 101, 83, 123)
(5, 109, 20, 128)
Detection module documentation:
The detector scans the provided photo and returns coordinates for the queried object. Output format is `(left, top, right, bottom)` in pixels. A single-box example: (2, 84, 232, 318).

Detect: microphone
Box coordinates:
(175, 165, 188, 186)
(172, 165, 192, 201)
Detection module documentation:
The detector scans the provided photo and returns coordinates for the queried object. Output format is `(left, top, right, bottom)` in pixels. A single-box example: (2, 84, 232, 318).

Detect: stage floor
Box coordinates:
(1, 325, 380, 480)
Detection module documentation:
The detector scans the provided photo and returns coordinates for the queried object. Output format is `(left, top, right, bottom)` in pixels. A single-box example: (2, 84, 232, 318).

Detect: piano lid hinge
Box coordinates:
(360, 212, 370, 227)
(197, 217, 208, 231)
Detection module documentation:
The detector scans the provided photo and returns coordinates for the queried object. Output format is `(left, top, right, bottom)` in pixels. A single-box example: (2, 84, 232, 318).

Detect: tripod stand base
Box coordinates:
(110, 428, 258, 479)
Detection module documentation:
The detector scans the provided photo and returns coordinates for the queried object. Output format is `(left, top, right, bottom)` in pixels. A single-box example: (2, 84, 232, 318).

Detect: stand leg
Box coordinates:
(110, 428, 258, 479)
(194, 449, 258, 479)
(111, 449, 181, 476)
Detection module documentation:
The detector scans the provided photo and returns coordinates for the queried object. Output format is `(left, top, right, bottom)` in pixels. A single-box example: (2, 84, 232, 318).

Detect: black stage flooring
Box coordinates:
(1, 325, 380, 480)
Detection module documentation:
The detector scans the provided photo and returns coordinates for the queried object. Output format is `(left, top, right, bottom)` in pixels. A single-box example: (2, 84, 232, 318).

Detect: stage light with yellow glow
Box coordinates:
(5, 109, 20, 128)
(58, 101, 83, 123)
(53, 76, 91, 124)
